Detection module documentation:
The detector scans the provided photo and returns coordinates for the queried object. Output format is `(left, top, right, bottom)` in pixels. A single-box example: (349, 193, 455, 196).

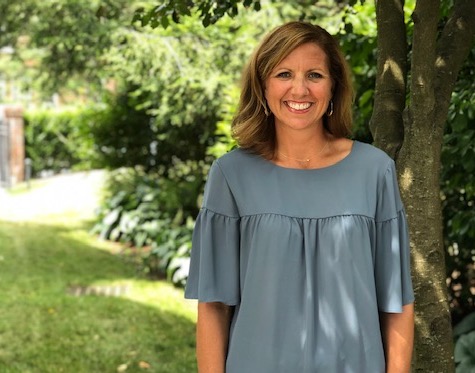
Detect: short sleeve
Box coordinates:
(374, 160, 414, 313)
(184, 161, 241, 305)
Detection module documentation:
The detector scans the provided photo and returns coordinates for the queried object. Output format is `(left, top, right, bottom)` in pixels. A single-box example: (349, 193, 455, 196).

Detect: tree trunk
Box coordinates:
(372, 0, 475, 371)
(370, 0, 406, 158)
(404, 1, 454, 369)
(398, 117, 453, 373)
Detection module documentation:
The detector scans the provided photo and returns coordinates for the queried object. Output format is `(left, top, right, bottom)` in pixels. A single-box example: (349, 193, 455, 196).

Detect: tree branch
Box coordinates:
(370, 0, 407, 158)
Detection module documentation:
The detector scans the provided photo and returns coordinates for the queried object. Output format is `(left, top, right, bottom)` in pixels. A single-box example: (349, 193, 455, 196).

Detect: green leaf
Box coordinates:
(202, 14, 211, 27)
(359, 89, 374, 107)
(172, 10, 180, 23)
(160, 15, 170, 28)
(452, 114, 469, 132)
(132, 9, 144, 23)
(455, 331, 475, 368)
(454, 313, 475, 340)
(141, 11, 152, 27)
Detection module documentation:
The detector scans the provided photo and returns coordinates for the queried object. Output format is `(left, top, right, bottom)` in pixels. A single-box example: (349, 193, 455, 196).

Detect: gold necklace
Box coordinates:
(278, 140, 329, 163)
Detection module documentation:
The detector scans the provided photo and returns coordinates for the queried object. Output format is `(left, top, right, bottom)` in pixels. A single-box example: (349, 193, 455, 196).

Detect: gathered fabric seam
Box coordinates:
(200, 206, 240, 220)
(375, 209, 406, 224)
(200, 207, 404, 223)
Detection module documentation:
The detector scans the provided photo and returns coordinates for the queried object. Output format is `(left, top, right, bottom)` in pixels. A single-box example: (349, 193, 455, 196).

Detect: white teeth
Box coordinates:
(287, 102, 311, 110)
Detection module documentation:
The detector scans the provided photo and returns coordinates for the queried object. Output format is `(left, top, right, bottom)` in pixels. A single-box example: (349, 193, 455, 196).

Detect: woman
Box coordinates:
(185, 21, 414, 373)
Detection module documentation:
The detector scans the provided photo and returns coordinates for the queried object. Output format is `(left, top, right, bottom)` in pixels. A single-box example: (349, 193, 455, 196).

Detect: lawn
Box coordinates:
(0, 217, 197, 373)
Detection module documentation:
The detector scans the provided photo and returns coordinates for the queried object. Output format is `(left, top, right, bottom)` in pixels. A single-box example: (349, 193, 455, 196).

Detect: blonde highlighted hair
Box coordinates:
(232, 21, 354, 159)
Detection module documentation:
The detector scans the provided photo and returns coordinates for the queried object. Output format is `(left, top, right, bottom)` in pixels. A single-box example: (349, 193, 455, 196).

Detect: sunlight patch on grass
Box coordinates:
(87, 279, 198, 322)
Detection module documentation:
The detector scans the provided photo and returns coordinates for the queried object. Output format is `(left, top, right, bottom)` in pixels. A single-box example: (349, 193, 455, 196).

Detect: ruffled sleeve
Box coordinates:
(184, 160, 241, 305)
(374, 160, 414, 313)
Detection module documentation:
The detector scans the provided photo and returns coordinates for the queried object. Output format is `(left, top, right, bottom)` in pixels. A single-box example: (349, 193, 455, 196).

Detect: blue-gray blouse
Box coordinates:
(185, 141, 414, 373)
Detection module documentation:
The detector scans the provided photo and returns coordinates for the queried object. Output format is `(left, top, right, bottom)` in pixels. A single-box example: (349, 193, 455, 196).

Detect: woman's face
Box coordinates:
(265, 42, 333, 133)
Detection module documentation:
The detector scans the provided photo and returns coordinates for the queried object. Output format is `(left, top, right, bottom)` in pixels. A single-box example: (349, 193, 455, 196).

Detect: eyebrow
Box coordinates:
(273, 67, 328, 74)
(274, 64, 328, 71)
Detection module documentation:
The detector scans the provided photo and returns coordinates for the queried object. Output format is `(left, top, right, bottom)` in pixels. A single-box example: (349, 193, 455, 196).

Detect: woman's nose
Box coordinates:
(291, 77, 309, 96)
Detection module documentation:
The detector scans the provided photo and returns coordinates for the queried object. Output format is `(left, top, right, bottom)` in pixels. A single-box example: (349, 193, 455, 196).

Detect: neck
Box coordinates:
(275, 127, 328, 160)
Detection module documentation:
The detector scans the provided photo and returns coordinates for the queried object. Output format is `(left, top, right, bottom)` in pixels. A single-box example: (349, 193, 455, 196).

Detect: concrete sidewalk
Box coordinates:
(0, 170, 105, 222)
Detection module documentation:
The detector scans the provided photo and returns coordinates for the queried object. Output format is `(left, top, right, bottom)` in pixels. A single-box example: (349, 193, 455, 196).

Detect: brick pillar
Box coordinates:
(4, 106, 24, 185)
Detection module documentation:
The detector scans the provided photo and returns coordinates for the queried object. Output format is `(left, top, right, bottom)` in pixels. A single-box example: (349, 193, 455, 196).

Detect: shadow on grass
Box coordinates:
(0, 220, 197, 373)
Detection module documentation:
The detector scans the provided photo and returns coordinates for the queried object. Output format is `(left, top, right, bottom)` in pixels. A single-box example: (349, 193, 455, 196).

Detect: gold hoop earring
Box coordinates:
(327, 100, 333, 117)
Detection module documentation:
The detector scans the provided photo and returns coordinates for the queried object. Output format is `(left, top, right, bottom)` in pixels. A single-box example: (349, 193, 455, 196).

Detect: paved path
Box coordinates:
(0, 170, 105, 222)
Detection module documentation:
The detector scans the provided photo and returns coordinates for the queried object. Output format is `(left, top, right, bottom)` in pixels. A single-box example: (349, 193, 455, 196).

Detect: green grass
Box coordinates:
(0, 219, 197, 373)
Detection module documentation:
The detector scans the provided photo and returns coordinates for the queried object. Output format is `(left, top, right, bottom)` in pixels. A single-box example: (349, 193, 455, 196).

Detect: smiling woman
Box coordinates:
(265, 43, 333, 131)
(232, 21, 354, 163)
(185, 21, 414, 373)
(264, 42, 336, 168)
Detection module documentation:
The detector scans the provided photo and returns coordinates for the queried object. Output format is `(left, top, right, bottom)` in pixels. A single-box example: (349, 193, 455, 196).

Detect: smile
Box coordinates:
(285, 101, 313, 111)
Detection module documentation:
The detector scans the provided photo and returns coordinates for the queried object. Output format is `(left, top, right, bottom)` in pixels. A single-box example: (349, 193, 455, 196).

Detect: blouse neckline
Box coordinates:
(256, 140, 357, 172)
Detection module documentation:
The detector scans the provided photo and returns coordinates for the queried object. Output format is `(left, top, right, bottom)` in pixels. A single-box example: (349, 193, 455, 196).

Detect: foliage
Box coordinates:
(205, 84, 239, 158)
(454, 313, 475, 372)
(90, 90, 156, 170)
(338, 2, 377, 143)
(143, 220, 194, 286)
(454, 312, 475, 341)
(133, 0, 263, 28)
(24, 106, 104, 175)
(455, 331, 475, 373)
(92, 167, 200, 285)
(442, 46, 475, 324)
(0, 36, 43, 104)
(0, 0, 37, 47)
(132, 0, 363, 29)
(103, 28, 221, 173)
(0, 0, 133, 94)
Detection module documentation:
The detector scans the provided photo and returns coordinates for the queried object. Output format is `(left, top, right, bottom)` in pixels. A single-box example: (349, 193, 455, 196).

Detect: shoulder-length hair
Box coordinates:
(231, 21, 354, 159)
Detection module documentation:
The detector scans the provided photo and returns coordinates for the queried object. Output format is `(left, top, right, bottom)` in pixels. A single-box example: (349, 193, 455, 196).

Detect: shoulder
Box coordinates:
(353, 141, 394, 170)
(215, 147, 261, 172)
(210, 148, 268, 193)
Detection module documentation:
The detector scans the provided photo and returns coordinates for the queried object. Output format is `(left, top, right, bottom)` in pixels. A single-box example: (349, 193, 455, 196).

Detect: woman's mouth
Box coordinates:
(285, 101, 313, 111)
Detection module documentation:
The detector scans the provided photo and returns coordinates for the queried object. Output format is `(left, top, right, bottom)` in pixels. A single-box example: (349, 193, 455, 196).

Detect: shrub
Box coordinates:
(24, 106, 104, 176)
(92, 166, 202, 286)
(89, 90, 157, 171)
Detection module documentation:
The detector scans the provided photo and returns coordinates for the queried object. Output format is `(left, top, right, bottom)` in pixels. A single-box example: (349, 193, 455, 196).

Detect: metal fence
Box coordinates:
(0, 116, 10, 188)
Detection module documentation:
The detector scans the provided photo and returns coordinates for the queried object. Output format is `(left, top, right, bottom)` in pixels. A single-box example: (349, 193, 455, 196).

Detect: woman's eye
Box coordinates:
(276, 72, 291, 78)
(308, 72, 322, 79)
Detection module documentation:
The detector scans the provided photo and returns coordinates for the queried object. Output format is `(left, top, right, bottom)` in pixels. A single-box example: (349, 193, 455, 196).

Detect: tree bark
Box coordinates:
(370, 0, 407, 158)
(373, 0, 475, 372)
